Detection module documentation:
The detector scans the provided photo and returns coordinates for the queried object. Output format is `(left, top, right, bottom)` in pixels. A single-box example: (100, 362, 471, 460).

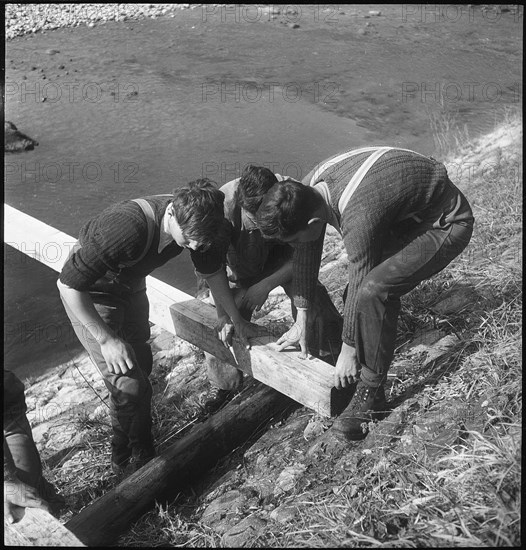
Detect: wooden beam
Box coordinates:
(170, 299, 347, 418)
(65, 382, 293, 547)
(4, 508, 85, 547)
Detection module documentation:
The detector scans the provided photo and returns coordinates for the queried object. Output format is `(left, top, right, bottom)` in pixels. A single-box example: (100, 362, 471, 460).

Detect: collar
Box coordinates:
(241, 208, 259, 231)
(158, 205, 175, 253)
(312, 181, 341, 233)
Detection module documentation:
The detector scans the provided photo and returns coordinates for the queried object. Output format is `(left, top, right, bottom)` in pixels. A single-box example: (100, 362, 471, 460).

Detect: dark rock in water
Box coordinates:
(4, 121, 39, 152)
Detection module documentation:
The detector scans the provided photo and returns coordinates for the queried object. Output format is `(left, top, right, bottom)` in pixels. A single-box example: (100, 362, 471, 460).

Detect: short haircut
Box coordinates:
(172, 178, 225, 251)
(256, 178, 324, 240)
(235, 165, 278, 215)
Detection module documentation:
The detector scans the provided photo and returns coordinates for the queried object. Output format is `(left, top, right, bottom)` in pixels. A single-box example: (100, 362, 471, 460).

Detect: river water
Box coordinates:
(4, 5, 522, 377)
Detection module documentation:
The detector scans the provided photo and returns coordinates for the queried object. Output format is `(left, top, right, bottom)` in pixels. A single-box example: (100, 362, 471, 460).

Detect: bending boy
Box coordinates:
(200, 165, 343, 413)
(57, 180, 258, 476)
(256, 147, 474, 440)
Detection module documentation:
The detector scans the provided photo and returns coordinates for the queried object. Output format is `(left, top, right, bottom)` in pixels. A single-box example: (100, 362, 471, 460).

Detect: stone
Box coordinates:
(221, 516, 267, 547)
(200, 490, 247, 531)
(270, 503, 297, 523)
(403, 328, 446, 351)
(431, 287, 480, 315)
(4, 121, 39, 152)
(303, 416, 329, 441)
(423, 334, 460, 366)
(274, 463, 307, 495)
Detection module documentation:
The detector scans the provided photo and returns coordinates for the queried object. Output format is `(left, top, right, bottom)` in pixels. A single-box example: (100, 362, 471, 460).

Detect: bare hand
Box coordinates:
(216, 315, 235, 347)
(334, 343, 359, 389)
(276, 309, 309, 358)
(4, 479, 50, 524)
(100, 337, 137, 375)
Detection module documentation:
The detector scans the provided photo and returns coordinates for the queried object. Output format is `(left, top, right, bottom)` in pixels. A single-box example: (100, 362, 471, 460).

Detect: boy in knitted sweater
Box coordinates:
(199, 166, 343, 413)
(57, 180, 259, 476)
(256, 147, 474, 440)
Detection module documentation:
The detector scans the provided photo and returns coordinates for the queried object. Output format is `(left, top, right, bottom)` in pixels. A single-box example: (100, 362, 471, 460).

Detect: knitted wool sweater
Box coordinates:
(59, 195, 225, 292)
(295, 148, 474, 346)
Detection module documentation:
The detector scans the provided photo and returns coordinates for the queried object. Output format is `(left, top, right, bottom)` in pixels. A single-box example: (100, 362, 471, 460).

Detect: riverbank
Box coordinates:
(22, 113, 522, 546)
(5, 4, 217, 39)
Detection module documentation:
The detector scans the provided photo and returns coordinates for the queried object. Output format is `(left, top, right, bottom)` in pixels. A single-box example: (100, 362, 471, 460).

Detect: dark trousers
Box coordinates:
(61, 289, 154, 464)
(3, 370, 55, 499)
(352, 220, 473, 387)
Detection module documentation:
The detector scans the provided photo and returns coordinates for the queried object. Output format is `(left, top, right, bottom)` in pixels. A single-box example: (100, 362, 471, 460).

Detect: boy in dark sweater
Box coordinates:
(200, 166, 343, 413)
(256, 147, 474, 441)
(57, 179, 258, 476)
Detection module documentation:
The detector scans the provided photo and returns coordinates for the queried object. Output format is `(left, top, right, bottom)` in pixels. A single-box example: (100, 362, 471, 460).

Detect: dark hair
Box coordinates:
(172, 178, 225, 251)
(255, 178, 324, 239)
(235, 165, 278, 215)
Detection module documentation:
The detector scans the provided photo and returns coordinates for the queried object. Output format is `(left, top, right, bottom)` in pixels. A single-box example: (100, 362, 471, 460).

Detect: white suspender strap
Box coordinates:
(309, 146, 381, 186)
(118, 197, 172, 268)
(337, 147, 394, 215)
(117, 198, 157, 268)
(310, 145, 430, 219)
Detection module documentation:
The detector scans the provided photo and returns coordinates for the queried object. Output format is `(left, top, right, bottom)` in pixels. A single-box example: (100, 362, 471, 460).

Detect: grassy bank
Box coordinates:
(31, 114, 521, 547)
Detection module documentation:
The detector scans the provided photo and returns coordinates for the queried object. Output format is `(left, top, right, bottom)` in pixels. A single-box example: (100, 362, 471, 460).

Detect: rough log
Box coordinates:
(4, 508, 85, 546)
(171, 299, 349, 417)
(65, 382, 293, 546)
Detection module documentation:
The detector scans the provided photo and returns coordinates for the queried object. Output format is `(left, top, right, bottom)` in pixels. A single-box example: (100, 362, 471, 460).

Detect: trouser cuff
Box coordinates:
(359, 365, 385, 388)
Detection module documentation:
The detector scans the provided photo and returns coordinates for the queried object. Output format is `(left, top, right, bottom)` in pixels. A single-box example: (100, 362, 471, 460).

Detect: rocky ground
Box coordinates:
(5, 4, 217, 39)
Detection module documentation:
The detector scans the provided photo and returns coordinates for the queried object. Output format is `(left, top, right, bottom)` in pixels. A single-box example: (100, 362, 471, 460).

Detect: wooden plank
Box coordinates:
(4, 204, 192, 334)
(65, 382, 293, 547)
(171, 298, 338, 417)
(145, 275, 194, 333)
(4, 508, 85, 547)
(4, 204, 78, 272)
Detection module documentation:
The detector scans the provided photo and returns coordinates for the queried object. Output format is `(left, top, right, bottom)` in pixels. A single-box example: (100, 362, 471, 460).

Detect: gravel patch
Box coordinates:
(5, 3, 221, 40)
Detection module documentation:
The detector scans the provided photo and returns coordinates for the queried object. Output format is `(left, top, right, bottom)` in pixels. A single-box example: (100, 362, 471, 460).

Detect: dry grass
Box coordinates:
(428, 106, 473, 159)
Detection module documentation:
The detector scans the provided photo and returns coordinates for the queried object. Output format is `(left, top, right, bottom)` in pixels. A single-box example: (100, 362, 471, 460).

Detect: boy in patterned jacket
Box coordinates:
(199, 165, 343, 413)
(256, 147, 474, 440)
